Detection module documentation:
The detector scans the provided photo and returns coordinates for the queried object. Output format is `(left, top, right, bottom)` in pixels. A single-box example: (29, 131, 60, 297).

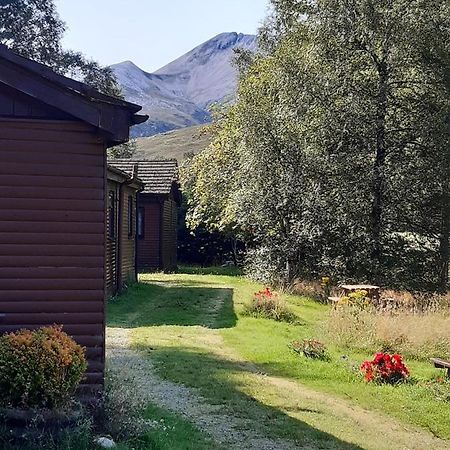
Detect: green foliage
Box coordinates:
(0, 0, 121, 97)
(108, 139, 137, 159)
(336, 290, 370, 310)
(0, 417, 94, 450)
(0, 1, 135, 159)
(0, 326, 87, 409)
(185, 0, 450, 291)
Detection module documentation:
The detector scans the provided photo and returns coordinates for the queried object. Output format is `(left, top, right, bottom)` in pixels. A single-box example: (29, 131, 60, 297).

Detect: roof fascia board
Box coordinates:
(0, 58, 130, 143)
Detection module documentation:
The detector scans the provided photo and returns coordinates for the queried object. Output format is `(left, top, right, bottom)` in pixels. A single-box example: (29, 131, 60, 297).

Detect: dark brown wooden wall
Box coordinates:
(137, 199, 161, 271)
(161, 198, 177, 271)
(106, 180, 118, 297)
(0, 82, 73, 120)
(137, 195, 178, 272)
(120, 185, 137, 284)
(0, 118, 106, 395)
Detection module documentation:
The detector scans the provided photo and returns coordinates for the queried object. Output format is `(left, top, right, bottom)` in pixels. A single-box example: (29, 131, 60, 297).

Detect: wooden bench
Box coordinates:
(431, 358, 450, 376)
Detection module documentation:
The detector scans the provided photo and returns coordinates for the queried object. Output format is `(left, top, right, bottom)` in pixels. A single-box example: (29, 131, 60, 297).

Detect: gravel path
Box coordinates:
(107, 327, 450, 450)
(106, 327, 302, 450)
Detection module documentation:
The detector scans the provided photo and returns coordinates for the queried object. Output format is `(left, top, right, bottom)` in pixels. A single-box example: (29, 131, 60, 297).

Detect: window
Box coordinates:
(108, 191, 115, 239)
(137, 207, 145, 239)
(128, 196, 133, 238)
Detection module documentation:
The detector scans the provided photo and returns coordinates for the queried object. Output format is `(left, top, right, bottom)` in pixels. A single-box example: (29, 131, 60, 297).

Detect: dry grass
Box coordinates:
(292, 279, 339, 301)
(324, 307, 450, 361)
(380, 289, 450, 313)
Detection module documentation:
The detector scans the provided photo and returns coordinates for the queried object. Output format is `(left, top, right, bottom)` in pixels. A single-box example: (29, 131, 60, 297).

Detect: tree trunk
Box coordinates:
(370, 62, 389, 281)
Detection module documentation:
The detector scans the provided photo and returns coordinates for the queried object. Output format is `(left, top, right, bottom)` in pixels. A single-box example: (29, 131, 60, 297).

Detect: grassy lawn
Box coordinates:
(107, 268, 450, 449)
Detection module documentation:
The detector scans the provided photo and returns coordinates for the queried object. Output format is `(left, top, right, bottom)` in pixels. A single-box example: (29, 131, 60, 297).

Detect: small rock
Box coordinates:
(95, 437, 116, 448)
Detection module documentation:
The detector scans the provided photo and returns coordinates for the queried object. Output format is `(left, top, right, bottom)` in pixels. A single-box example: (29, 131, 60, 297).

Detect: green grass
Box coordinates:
(107, 270, 450, 448)
(139, 404, 218, 450)
(0, 407, 213, 450)
(135, 125, 212, 162)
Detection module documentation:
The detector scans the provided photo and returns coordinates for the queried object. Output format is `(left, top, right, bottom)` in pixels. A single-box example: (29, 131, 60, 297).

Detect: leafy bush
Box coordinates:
(0, 326, 87, 409)
(360, 353, 409, 384)
(243, 287, 296, 322)
(336, 290, 370, 310)
(0, 416, 94, 450)
(244, 247, 283, 285)
(290, 339, 329, 360)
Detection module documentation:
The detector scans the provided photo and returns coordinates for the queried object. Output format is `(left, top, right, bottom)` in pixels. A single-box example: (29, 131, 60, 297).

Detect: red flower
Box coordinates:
(360, 353, 409, 384)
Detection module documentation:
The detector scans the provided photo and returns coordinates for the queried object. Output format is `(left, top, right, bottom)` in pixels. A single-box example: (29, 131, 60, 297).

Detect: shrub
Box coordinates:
(337, 290, 370, 310)
(0, 416, 94, 450)
(290, 339, 329, 360)
(243, 287, 296, 322)
(360, 353, 409, 384)
(0, 325, 87, 409)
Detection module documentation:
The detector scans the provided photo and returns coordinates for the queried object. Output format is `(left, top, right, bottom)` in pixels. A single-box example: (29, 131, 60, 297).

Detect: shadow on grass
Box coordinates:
(139, 278, 230, 288)
(177, 265, 243, 276)
(129, 345, 363, 450)
(107, 282, 237, 329)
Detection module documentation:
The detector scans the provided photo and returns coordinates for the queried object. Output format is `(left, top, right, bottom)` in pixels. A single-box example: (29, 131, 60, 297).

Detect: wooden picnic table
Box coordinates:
(327, 284, 381, 306)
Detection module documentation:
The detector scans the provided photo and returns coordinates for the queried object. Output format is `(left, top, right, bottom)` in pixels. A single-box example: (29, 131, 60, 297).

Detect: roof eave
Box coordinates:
(0, 44, 148, 145)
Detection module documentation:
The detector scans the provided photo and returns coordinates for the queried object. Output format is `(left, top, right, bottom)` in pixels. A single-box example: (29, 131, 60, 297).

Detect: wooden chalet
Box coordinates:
(0, 44, 147, 398)
(106, 165, 144, 297)
(109, 160, 181, 272)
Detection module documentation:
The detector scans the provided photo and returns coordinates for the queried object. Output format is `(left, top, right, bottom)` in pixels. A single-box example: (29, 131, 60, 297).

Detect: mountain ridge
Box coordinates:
(111, 32, 257, 137)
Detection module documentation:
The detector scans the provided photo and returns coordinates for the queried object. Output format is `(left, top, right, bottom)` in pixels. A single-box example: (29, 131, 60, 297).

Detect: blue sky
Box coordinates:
(55, 0, 269, 72)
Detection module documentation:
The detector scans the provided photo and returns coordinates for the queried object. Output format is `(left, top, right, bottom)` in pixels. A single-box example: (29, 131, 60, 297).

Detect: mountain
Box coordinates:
(111, 32, 257, 137)
(135, 125, 213, 161)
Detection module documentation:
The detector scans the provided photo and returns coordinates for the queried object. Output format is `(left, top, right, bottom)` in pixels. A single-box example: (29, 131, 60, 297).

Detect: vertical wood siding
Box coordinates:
(137, 200, 161, 270)
(0, 119, 106, 395)
(105, 180, 118, 296)
(120, 185, 137, 284)
(161, 198, 178, 271)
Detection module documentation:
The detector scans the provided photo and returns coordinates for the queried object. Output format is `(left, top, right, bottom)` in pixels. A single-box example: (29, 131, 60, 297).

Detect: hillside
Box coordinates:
(134, 125, 212, 161)
(112, 32, 256, 137)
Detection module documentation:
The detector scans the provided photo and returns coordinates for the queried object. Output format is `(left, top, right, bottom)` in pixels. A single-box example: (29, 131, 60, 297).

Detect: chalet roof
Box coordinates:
(109, 160, 178, 196)
(107, 165, 144, 191)
(0, 44, 148, 146)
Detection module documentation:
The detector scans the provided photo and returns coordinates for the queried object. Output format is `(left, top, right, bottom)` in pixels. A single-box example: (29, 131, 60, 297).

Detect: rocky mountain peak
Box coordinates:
(112, 32, 257, 137)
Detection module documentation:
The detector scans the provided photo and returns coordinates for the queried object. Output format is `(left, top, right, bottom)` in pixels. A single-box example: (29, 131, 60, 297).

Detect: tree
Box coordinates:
(0, 0, 136, 158)
(0, 0, 119, 96)
(186, 0, 450, 290)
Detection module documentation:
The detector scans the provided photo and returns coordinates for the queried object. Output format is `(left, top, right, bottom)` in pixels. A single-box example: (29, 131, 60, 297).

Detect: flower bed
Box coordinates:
(243, 287, 296, 322)
(360, 353, 409, 384)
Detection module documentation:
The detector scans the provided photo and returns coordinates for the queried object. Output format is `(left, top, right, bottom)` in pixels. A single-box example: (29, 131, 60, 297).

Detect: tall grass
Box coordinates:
(324, 306, 450, 361)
